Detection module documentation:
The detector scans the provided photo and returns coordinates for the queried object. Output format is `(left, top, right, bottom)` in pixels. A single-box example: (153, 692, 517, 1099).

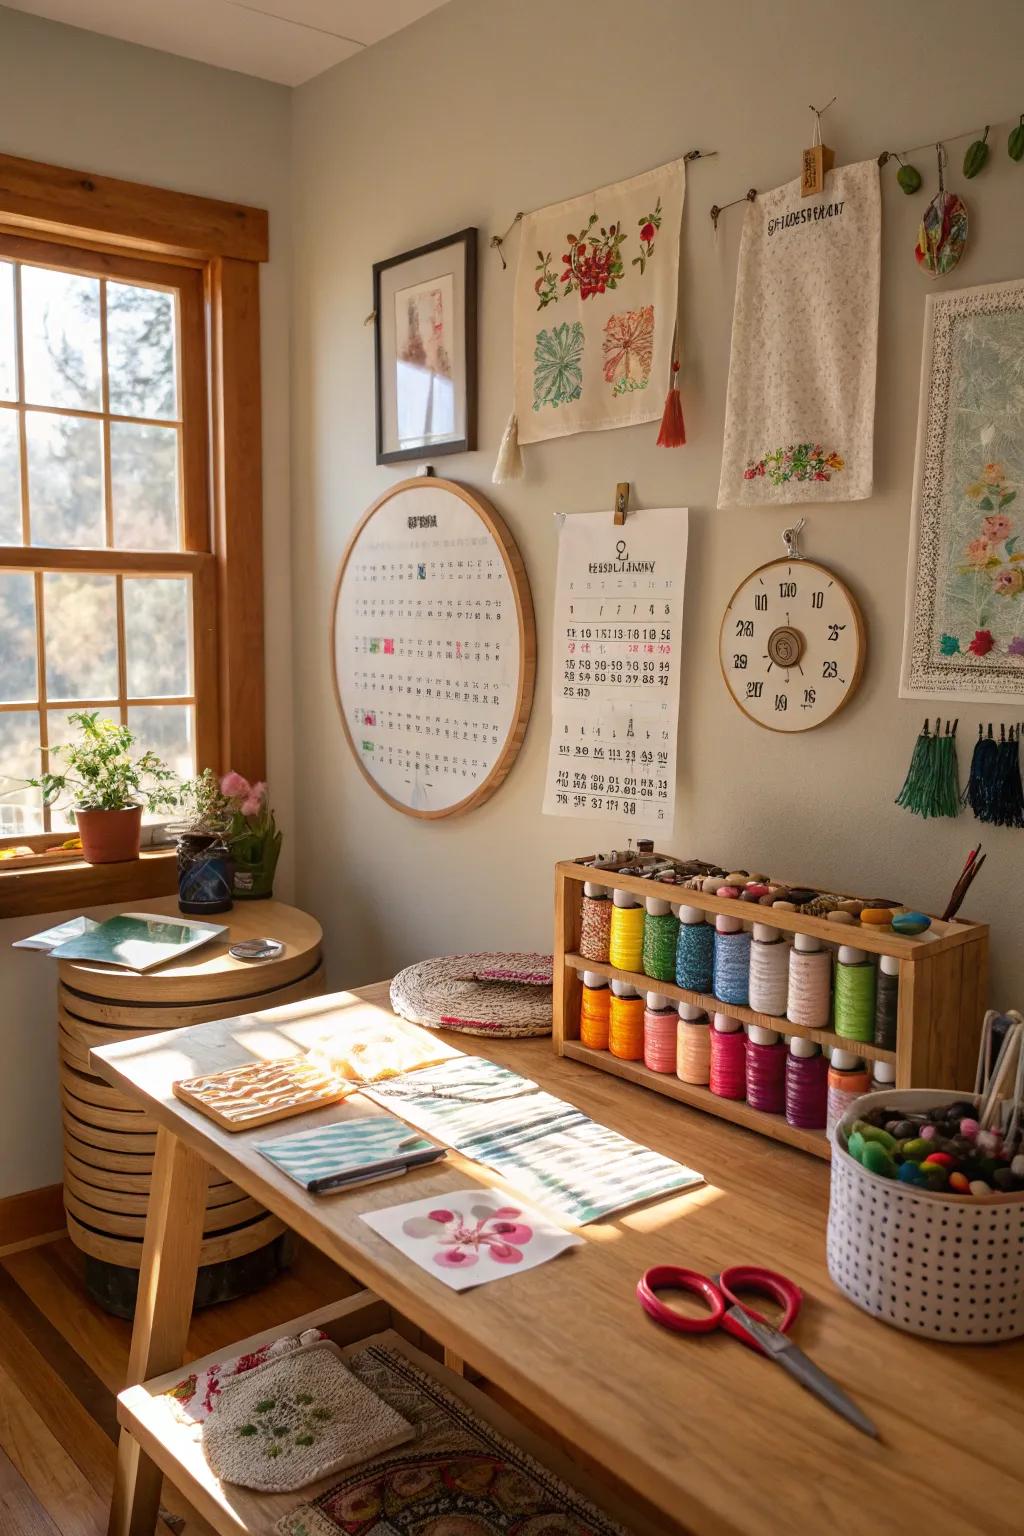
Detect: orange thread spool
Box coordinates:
(579, 974, 610, 1050)
(608, 982, 644, 1060)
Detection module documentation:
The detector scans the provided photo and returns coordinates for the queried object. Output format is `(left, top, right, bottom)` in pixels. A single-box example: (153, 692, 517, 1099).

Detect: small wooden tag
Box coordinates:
(800, 143, 835, 197)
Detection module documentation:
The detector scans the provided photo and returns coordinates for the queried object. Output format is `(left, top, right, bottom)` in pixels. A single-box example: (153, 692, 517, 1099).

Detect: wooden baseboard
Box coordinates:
(0, 1183, 65, 1256)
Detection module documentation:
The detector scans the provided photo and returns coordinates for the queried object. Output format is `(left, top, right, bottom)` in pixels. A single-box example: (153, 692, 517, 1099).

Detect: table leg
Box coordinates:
(108, 1128, 207, 1536)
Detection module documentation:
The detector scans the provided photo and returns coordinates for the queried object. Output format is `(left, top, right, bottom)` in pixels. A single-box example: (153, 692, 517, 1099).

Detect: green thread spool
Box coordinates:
(642, 899, 679, 982)
(833, 945, 876, 1043)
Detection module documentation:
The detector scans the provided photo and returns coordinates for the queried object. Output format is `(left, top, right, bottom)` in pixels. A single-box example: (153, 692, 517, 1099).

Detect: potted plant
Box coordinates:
(172, 768, 236, 915)
(221, 771, 282, 900)
(30, 712, 178, 865)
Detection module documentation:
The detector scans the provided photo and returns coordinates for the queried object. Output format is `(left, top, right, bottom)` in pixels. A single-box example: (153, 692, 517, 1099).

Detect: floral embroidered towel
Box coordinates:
(718, 159, 881, 507)
(511, 158, 685, 444)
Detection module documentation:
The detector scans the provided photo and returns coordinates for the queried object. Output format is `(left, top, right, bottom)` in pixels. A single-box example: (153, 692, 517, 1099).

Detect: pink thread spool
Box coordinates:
(745, 1024, 786, 1113)
(709, 1013, 746, 1100)
(784, 1036, 828, 1129)
(644, 992, 677, 1074)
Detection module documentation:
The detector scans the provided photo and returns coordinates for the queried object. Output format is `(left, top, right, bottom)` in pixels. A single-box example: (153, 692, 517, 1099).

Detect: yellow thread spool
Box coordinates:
(609, 892, 644, 972)
(608, 982, 644, 1060)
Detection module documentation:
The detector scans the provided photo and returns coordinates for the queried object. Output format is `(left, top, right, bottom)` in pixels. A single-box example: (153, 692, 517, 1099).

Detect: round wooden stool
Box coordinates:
(57, 895, 324, 1315)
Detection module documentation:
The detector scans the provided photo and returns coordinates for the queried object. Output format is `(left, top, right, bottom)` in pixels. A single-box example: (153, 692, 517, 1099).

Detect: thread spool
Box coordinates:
(675, 905, 714, 994)
(676, 1002, 711, 1085)
(747, 923, 788, 1016)
(579, 970, 610, 1050)
(579, 883, 611, 963)
(709, 1012, 746, 1100)
(787, 932, 832, 1028)
(874, 953, 899, 1051)
(870, 1058, 896, 1095)
(609, 890, 644, 973)
(644, 992, 677, 1073)
(745, 1024, 787, 1113)
(712, 915, 750, 1006)
(642, 898, 679, 983)
(826, 1048, 871, 1138)
(785, 1037, 828, 1129)
(833, 946, 876, 1043)
(608, 980, 644, 1060)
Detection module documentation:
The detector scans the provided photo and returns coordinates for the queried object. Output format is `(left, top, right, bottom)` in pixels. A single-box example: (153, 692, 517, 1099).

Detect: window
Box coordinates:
(0, 235, 218, 840)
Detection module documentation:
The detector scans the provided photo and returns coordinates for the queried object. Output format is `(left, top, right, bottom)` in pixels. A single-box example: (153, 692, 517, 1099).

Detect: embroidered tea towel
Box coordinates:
(718, 159, 881, 508)
(506, 158, 685, 456)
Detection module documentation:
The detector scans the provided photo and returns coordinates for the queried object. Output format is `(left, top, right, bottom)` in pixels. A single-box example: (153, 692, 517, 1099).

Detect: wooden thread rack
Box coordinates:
(552, 859, 989, 1159)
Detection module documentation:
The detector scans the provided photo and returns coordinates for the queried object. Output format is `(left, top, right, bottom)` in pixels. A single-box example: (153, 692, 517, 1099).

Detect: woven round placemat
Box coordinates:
(389, 952, 553, 1038)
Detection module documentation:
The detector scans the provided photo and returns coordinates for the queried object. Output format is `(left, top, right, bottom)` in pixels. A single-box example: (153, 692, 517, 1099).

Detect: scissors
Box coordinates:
(636, 1264, 877, 1439)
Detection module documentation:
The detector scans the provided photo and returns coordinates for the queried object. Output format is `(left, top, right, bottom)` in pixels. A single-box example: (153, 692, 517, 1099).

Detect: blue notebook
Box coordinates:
(257, 1115, 444, 1194)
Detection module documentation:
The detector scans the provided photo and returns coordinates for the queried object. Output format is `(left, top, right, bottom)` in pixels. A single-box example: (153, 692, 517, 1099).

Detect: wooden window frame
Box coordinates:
(0, 152, 268, 918)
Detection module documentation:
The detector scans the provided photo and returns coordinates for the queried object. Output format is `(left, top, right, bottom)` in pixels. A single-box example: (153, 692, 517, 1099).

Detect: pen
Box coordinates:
(308, 1144, 445, 1195)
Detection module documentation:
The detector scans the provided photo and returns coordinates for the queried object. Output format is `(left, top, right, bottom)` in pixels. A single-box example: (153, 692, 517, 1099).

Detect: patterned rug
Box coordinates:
(277, 1343, 631, 1535)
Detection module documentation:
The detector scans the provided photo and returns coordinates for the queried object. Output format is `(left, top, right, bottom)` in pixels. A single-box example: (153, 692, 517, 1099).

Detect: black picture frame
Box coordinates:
(372, 227, 477, 466)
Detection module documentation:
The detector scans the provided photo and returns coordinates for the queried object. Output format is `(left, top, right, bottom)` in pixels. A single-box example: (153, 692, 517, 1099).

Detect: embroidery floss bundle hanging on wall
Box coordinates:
(963, 724, 1024, 827)
(494, 157, 687, 482)
(895, 718, 961, 818)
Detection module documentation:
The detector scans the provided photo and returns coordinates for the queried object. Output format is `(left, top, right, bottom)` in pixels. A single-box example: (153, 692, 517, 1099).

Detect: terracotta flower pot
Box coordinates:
(75, 806, 143, 864)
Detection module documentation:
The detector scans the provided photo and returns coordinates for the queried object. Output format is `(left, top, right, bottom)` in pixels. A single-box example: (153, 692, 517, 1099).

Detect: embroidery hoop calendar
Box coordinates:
(331, 478, 535, 818)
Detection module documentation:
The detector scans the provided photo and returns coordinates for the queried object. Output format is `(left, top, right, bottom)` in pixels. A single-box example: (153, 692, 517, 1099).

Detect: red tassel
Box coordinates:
(657, 362, 685, 447)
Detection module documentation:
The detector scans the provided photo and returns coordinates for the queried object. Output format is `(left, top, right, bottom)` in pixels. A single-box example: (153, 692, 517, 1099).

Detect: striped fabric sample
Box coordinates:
(258, 1115, 435, 1190)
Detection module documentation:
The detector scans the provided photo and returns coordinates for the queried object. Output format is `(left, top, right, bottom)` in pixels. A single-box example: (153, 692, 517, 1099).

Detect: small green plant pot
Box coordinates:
(232, 832, 282, 900)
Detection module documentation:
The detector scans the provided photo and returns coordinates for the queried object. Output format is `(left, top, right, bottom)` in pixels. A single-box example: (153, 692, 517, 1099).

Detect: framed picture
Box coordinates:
(900, 278, 1024, 703)
(373, 228, 477, 465)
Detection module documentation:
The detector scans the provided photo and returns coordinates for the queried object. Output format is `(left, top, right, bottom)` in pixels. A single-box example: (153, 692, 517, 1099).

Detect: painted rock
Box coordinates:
(969, 1180, 991, 1197)
(900, 1138, 933, 1161)
(892, 910, 931, 935)
(1012, 1155, 1024, 1179)
(922, 1151, 955, 1168)
(948, 1171, 971, 1193)
(860, 907, 895, 926)
(862, 1141, 898, 1178)
(898, 1162, 926, 1185)
(717, 885, 741, 899)
(744, 883, 770, 898)
(959, 1117, 980, 1138)
(827, 910, 856, 925)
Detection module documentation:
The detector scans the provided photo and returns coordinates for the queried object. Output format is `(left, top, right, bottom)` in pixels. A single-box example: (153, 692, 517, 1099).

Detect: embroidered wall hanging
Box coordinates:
(494, 157, 686, 480)
(900, 278, 1024, 704)
(717, 158, 881, 508)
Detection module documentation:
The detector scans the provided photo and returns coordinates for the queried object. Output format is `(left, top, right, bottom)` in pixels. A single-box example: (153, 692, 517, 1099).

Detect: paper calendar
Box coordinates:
(543, 508, 688, 834)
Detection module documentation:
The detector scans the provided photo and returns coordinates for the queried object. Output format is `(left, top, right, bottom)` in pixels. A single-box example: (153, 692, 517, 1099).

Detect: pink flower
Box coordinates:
(969, 629, 995, 656)
(221, 770, 250, 798)
(1008, 636, 1024, 656)
(434, 1248, 478, 1270)
(239, 781, 267, 817)
(640, 221, 655, 242)
(982, 513, 1013, 542)
(966, 537, 991, 566)
(994, 567, 1024, 596)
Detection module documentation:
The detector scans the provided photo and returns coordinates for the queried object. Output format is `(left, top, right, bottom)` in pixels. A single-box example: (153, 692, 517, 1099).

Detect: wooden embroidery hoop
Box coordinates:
(330, 476, 536, 818)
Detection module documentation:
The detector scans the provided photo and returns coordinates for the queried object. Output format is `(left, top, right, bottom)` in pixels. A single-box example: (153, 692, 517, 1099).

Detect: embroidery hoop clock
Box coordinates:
(719, 521, 866, 732)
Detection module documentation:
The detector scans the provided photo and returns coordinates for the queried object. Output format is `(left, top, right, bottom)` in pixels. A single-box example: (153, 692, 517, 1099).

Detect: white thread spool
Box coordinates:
(870, 1058, 897, 1094)
(787, 931, 832, 1028)
(748, 922, 789, 1017)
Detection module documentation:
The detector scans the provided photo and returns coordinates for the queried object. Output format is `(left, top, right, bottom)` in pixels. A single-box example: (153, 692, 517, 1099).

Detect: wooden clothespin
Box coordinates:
(801, 98, 836, 197)
(613, 482, 630, 526)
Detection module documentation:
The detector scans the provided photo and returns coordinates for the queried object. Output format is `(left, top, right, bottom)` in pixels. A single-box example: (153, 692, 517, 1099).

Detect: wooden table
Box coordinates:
(92, 984, 1024, 1536)
(58, 896, 323, 1312)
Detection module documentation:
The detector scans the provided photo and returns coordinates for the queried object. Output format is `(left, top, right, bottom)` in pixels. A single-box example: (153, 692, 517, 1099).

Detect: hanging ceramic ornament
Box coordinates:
(916, 143, 967, 278)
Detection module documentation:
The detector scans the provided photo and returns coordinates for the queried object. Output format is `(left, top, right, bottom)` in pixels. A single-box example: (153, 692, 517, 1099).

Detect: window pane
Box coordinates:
(26, 412, 104, 547)
(107, 283, 177, 420)
(0, 263, 15, 402)
(47, 706, 118, 832)
(21, 266, 102, 411)
(124, 577, 190, 697)
(128, 704, 193, 782)
(111, 421, 180, 550)
(43, 571, 118, 700)
(0, 711, 42, 836)
(0, 410, 21, 544)
(0, 571, 36, 702)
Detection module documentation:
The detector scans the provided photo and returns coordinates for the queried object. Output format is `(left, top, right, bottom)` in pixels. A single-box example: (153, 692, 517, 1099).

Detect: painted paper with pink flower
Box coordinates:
(901, 278, 1024, 703)
(360, 1188, 581, 1292)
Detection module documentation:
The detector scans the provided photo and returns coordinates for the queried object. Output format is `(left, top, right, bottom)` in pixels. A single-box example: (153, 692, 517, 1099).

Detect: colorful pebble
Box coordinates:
(969, 1180, 992, 1197)
(716, 885, 741, 899)
(960, 1118, 980, 1137)
(891, 911, 931, 936)
(948, 1171, 971, 1193)
(862, 1142, 899, 1178)
(920, 1123, 937, 1139)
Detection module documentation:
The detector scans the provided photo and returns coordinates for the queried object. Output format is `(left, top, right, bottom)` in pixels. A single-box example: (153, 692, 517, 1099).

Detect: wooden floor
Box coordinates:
(0, 1234, 359, 1536)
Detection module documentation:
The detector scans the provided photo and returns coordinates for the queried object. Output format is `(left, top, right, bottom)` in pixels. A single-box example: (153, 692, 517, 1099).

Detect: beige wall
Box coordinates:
(0, 6, 293, 1196)
(290, 0, 1024, 1000)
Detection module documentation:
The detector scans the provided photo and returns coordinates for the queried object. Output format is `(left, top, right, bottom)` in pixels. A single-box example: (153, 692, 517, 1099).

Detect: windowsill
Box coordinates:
(0, 845, 178, 921)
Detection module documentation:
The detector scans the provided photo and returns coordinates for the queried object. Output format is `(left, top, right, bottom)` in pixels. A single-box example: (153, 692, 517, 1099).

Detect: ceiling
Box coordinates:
(1, 0, 451, 85)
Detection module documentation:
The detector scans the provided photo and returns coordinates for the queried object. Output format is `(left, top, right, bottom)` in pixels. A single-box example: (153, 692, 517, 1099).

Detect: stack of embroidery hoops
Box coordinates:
(390, 952, 553, 1037)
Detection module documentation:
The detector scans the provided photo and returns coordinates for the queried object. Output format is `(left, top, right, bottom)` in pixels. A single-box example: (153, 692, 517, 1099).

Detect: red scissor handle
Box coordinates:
(717, 1265, 802, 1351)
(635, 1265, 725, 1333)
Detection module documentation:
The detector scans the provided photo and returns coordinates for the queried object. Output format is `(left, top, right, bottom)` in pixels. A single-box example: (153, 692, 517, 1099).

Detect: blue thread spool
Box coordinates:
(675, 904, 714, 994)
(713, 914, 751, 1006)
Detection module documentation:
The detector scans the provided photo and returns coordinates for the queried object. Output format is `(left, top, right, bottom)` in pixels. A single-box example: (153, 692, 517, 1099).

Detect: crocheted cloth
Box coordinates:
(203, 1341, 414, 1494)
(277, 1342, 629, 1535)
(389, 953, 553, 1038)
(164, 1329, 327, 1425)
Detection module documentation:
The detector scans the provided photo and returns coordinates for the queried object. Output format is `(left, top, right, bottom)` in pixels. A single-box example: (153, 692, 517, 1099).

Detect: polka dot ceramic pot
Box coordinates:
(827, 1089, 1024, 1343)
